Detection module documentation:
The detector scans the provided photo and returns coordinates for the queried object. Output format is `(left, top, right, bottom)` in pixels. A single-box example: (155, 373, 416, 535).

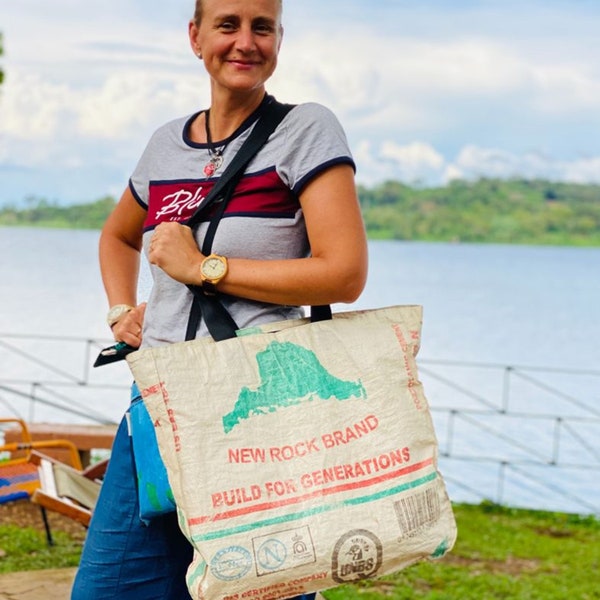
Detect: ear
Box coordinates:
(277, 25, 284, 52)
(188, 20, 202, 57)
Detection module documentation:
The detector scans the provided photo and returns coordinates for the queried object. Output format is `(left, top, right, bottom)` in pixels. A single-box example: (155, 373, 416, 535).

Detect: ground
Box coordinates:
(0, 499, 87, 542)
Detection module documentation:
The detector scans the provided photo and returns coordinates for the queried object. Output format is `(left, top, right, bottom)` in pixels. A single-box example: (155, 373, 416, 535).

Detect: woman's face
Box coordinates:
(190, 0, 283, 96)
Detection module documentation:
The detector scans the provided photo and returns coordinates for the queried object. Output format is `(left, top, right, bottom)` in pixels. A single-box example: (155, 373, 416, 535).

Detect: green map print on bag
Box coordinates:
(223, 341, 366, 433)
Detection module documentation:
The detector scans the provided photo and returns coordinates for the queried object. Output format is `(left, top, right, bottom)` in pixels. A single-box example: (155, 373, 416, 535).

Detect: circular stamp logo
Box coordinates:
(256, 538, 287, 572)
(210, 546, 252, 582)
(332, 530, 383, 584)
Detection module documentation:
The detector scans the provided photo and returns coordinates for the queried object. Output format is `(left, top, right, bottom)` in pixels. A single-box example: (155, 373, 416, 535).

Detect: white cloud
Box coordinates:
(444, 164, 464, 183)
(278, 27, 600, 147)
(447, 146, 600, 185)
(532, 64, 600, 113)
(352, 141, 600, 188)
(560, 156, 600, 184)
(1, 71, 73, 140)
(76, 74, 203, 139)
(381, 141, 444, 169)
(2, 1, 600, 204)
(392, 39, 528, 94)
(452, 146, 524, 180)
(379, 141, 445, 184)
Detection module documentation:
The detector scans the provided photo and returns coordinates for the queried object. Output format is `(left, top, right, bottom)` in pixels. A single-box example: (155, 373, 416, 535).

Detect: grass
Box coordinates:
(324, 502, 600, 600)
(1, 502, 599, 598)
(0, 524, 82, 574)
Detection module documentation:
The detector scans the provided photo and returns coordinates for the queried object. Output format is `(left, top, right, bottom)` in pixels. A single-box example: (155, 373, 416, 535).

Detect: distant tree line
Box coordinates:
(1, 179, 599, 246)
(0, 32, 4, 86)
(358, 178, 600, 246)
(0, 195, 116, 230)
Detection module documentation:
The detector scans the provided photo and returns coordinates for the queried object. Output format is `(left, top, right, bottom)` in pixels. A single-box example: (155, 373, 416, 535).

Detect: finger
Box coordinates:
(120, 330, 142, 348)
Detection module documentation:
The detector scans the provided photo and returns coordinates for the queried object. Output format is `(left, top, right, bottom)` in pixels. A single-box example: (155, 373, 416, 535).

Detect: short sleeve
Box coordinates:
(275, 103, 355, 195)
(129, 129, 164, 209)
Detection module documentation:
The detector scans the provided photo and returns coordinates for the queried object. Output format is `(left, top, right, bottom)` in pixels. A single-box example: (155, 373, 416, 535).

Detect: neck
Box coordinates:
(205, 89, 267, 142)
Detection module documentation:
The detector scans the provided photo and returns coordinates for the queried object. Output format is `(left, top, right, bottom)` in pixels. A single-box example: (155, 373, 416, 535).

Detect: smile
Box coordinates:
(228, 59, 259, 66)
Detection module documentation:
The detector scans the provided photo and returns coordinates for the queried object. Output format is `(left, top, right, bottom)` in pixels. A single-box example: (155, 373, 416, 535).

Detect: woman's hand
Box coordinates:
(112, 303, 147, 348)
(148, 222, 203, 284)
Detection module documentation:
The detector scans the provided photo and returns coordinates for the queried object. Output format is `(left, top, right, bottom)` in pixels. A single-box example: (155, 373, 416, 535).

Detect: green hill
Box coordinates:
(2, 178, 600, 246)
(359, 178, 600, 246)
(0, 196, 116, 230)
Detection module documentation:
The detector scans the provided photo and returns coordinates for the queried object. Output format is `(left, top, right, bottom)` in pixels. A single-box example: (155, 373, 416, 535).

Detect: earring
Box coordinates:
(196, 51, 202, 59)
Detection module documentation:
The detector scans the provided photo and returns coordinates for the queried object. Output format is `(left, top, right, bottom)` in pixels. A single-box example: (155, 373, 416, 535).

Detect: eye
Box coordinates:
(253, 19, 276, 35)
(218, 20, 237, 31)
(216, 16, 239, 32)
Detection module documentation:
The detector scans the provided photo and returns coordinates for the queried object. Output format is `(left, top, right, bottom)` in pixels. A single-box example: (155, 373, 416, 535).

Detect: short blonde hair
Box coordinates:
(193, 0, 283, 25)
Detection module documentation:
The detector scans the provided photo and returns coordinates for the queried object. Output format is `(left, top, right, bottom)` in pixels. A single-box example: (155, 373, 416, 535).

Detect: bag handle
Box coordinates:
(185, 100, 332, 342)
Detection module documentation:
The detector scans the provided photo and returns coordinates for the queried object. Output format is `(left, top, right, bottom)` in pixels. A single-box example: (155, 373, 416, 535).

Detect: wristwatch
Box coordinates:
(106, 304, 134, 328)
(200, 253, 228, 295)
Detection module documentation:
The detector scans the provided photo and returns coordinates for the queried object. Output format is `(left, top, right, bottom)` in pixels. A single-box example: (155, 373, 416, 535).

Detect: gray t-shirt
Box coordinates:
(129, 97, 355, 348)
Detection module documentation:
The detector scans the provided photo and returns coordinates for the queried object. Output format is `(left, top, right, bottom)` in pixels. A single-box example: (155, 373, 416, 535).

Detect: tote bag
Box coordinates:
(127, 305, 457, 600)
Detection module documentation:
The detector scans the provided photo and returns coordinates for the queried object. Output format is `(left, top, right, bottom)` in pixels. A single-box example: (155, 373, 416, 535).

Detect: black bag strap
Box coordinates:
(185, 100, 294, 341)
(185, 99, 332, 342)
(185, 100, 294, 231)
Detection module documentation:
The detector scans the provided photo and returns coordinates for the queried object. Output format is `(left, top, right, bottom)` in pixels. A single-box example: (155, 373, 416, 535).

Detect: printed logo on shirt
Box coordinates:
(145, 180, 214, 229)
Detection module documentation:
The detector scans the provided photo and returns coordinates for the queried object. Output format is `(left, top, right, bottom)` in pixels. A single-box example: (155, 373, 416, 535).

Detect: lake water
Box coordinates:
(2, 227, 598, 366)
(1, 227, 599, 514)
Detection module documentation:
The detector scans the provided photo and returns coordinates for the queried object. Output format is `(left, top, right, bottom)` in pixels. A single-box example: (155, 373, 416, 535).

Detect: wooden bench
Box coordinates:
(4, 423, 117, 467)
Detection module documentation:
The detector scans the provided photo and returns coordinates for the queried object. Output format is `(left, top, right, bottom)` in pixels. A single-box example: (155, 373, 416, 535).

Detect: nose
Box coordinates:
(235, 25, 256, 53)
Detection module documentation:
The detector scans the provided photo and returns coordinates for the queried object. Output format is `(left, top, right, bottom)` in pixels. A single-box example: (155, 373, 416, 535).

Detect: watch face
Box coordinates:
(202, 256, 226, 280)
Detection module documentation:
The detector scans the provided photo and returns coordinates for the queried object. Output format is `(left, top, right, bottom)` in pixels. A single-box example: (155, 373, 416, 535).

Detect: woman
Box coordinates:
(72, 0, 368, 598)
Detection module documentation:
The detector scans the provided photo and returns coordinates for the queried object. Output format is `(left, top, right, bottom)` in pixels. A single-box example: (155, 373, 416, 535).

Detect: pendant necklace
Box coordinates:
(203, 109, 228, 177)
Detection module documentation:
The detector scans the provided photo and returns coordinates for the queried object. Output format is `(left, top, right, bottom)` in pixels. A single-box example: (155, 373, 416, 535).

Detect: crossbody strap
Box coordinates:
(185, 100, 333, 342)
(185, 100, 299, 341)
(185, 100, 295, 231)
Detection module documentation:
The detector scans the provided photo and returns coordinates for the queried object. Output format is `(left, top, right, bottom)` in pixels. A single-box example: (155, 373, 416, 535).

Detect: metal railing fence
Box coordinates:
(419, 359, 600, 515)
(1, 333, 598, 515)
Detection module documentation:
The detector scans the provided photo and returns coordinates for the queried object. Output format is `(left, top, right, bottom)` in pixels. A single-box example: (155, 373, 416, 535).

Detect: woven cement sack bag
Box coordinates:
(127, 305, 457, 600)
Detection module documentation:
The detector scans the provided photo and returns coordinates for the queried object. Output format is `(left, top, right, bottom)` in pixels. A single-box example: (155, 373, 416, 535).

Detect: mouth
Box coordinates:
(227, 58, 260, 67)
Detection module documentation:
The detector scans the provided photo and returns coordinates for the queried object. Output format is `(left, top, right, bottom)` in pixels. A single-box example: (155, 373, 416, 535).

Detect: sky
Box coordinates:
(1, 0, 600, 206)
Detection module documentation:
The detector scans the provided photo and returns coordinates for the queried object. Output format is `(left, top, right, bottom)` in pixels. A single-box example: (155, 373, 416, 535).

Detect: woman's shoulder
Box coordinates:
(281, 101, 346, 138)
(146, 113, 198, 146)
(285, 101, 339, 123)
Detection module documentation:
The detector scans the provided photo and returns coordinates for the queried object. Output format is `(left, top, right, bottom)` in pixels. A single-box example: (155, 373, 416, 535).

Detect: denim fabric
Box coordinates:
(71, 415, 193, 599)
(71, 392, 315, 600)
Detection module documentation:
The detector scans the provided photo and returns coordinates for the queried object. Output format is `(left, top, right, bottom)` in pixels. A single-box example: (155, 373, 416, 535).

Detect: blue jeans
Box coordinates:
(72, 399, 316, 600)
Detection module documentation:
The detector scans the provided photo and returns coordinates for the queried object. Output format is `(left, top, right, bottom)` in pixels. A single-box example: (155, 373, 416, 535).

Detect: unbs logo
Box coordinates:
(332, 530, 382, 583)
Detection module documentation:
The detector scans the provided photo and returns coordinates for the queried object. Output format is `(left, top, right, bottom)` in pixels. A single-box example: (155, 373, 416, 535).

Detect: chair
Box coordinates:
(0, 417, 84, 504)
(29, 450, 107, 529)
(1, 417, 107, 544)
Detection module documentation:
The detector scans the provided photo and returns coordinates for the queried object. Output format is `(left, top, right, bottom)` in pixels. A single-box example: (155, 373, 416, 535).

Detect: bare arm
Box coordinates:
(99, 188, 147, 346)
(149, 164, 368, 306)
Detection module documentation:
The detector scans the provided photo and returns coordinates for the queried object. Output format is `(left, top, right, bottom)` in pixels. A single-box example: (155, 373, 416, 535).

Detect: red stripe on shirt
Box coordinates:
(144, 170, 299, 230)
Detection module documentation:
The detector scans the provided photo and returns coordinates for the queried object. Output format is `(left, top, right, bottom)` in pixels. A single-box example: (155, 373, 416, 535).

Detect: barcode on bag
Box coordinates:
(394, 485, 441, 536)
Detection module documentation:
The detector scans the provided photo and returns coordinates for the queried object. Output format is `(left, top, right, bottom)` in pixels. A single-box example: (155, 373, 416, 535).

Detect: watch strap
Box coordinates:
(201, 280, 218, 296)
